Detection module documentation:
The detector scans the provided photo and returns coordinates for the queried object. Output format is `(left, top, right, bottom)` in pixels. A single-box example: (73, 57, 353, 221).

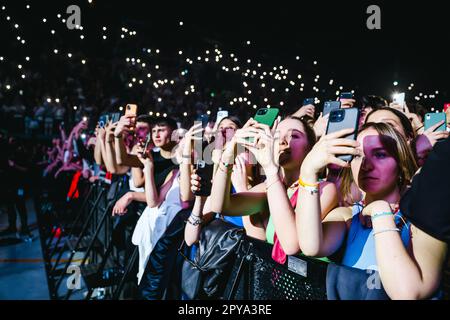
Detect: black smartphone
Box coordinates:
(323, 101, 341, 116)
(194, 160, 214, 197)
(325, 108, 360, 162)
(303, 98, 314, 106)
(339, 92, 354, 100)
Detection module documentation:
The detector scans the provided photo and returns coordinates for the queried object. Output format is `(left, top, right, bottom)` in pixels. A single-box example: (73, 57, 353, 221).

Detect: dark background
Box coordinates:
(1, 0, 449, 109)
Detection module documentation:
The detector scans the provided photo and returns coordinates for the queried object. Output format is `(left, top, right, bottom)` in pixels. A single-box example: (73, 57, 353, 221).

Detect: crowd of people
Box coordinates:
(2, 90, 448, 299)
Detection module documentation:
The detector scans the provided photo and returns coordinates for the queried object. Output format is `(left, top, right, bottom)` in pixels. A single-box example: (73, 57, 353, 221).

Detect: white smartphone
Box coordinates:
(216, 110, 229, 125)
(393, 92, 405, 106)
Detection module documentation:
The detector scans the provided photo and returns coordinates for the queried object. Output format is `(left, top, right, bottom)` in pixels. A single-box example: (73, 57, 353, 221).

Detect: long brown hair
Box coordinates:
(340, 122, 418, 204)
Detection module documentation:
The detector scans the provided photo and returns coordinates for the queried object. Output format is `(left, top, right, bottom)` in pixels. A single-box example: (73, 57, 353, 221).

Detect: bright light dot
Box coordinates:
(261, 83, 266, 88)
(6, 16, 10, 20)
(121, 34, 124, 38)
(17, 36, 21, 40)
(54, 49, 58, 54)
(435, 90, 439, 94)
(264, 98, 268, 102)
(147, 73, 151, 78)
(393, 81, 398, 86)
(67, 53, 72, 58)
(21, 40, 25, 44)
(285, 88, 289, 92)
(207, 110, 211, 115)
(248, 90, 252, 94)
(339, 86, 343, 90)
(156, 49, 160, 54)
(329, 79, 334, 85)
(103, 35, 107, 40)
(80, 35, 84, 39)
(280, 101, 284, 106)
(82, 59, 86, 64)
(155, 65, 159, 69)
(336, 90, 340, 96)
(185, 91, 189, 95)
(62, 19, 66, 23)
(26, 5, 30, 9)
(139, 80, 143, 84)
(253, 105, 257, 109)
(57, 14, 61, 18)
(6, 85, 11, 90)
(410, 83, 414, 87)
(247, 40, 251, 45)
(14, 24, 19, 28)
(132, 78, 136, 82)
(178, 50, 183, 55)
(296, 56, 300, 60)
(55, 98, 60, 103)
(51, 30, 55, 34)
(313, 61, 317, 65)
(18, 64, 22, 69)
(47, 98, 52, 103)
(21, 74, 25, 79)
(156, 112, 160, 117)
(103, 26, 107, 31)
(42, 18, 47, 23)
(1, 6, 5, 10)
(147, 49, 151, 53)
(0, 57, 3, 61)
(297, 74, 302, 79)
(271, 88, 275, 92)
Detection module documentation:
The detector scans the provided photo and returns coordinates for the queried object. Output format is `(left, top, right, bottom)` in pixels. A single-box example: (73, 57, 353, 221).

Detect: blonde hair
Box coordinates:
(340, 122, 418, 204)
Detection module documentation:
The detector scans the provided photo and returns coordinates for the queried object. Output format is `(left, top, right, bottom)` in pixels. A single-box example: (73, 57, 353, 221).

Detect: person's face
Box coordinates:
(359, 106, 373, 127)
(276, 119, 310, 170)
(219, 119, 238, 142)
(152, 125, 172, 148)
(366, 110, 407, 140)
(351, 128, 399, 197)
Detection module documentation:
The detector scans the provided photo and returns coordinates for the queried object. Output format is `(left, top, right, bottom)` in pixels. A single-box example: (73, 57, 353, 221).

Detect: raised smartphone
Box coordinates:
(424, 112, 447, 132)
(323, 101, 341, 116)
(194, 160, 214, 197)
(254, 107, 280, 127)
(326, 108, 360, 162)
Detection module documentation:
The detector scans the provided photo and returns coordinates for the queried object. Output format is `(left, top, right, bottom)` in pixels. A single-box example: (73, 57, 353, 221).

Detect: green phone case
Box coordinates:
(254, 108, 280, 127)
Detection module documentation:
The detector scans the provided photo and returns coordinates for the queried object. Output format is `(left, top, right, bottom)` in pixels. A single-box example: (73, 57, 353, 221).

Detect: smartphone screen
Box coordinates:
(194, 160, 213, 197)
(323, 101, 341, 116)
(326, 108, 360, 162)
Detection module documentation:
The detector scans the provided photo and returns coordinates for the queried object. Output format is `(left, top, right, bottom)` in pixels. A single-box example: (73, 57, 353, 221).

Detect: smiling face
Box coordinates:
(365, 109, 407, 139)
(351, 128, 400, 198)
(276, 118, 311, 170)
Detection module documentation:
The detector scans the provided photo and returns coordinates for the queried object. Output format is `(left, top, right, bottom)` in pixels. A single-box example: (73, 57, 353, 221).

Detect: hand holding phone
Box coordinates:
(193, 160, 213, 197)
(424, 112, 447, 132)
(325, 108, 360, 162)
(125, 104, 138, 131)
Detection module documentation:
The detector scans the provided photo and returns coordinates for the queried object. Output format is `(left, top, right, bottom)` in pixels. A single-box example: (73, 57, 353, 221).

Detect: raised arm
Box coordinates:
(361, 200, 448, 300)
(296, 128, 360, 256)
(114, 115, 143, 168)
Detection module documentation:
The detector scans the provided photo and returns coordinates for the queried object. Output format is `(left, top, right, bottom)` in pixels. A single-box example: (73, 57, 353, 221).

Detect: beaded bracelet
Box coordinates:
(371, 211, 394, 221)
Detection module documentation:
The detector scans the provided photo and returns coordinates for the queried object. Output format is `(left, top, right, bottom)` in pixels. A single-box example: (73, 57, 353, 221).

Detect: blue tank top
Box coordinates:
(341, 202, 411, 271)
